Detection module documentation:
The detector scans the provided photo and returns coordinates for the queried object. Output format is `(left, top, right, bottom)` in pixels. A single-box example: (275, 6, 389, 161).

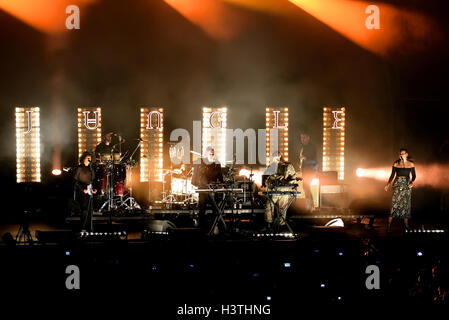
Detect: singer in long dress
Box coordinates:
(384, 148, 416, 232)
(74, 152, 97, 231)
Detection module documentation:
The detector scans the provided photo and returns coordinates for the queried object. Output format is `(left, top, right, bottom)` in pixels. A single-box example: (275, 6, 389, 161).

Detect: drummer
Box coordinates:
(95, 132, 115, 159)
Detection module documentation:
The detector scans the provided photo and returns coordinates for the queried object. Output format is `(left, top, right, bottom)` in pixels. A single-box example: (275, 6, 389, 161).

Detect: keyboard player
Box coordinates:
(263, 151, 297, 229)
(191, 147, 223, 232)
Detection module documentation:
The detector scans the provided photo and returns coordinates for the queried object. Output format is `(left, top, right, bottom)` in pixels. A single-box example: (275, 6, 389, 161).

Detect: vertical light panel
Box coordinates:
(16, 107, 41, 183)
(202, 107, 227, 166)
(140, 108, 164, 182)
(265, 107, 289, 166)
(77, 107, 102, 160)
(323, 107, 346, 180)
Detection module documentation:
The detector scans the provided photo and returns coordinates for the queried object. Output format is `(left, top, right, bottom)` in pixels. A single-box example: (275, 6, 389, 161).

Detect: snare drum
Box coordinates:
(102, 153, 112, 162)
(113, 153, 121, 164)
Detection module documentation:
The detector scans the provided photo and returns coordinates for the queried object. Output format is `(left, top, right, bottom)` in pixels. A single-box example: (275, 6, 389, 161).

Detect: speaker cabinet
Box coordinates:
(320, 184, 348, 209)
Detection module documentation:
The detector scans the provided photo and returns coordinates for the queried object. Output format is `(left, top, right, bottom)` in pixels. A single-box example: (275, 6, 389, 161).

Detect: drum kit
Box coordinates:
(92, 134, 141, 212)
(155, 148, 261, 209)
(157, 165, 198, 208)
(89, 136, 260, 211)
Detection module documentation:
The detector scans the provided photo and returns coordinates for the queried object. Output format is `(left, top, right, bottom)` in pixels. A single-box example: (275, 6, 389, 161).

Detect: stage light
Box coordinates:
(238, 168, 263, 185)
(406, 228, 446, 234)
(338, 251, 344, 256)
(355, 167, 390, 181)
(202, 107, 227, 167)
(266, 296, 271, 301)
(65, 251, 70, 256)
(283, 262, 291, 268)
(253, 232, 296, 238)
(288, 0, 441, 57)
(0, 1, 98, 34)
(152, 265, 157, 271)
(140, 108, 164, 182)
(16, 107, 41, 183)
(310, 178, 319, 209)
(320, 283, 326, 288)
(417, 251, 423, 257)
(265, 107, 288, 165)
(322, 107, 345, 180)
(77, 107, 102, 161)
(164, 0, 238, 40)
(52, 169, 62, 176)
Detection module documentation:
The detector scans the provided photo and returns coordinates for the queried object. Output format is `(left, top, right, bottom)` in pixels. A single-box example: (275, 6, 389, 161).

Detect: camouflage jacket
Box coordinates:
(266, 162, 296, 189)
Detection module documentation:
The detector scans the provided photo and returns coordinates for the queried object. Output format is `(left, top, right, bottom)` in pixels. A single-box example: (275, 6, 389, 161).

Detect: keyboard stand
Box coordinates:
(208, 190, 236, 235)
(264, 188, 298, 236)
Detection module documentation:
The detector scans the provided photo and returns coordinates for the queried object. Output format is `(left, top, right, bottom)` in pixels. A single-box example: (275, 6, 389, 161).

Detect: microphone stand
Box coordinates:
(86, 161, 94, 231)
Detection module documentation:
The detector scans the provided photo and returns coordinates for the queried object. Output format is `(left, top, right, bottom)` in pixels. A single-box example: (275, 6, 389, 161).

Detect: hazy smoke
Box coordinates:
(357, 164, 449, 190)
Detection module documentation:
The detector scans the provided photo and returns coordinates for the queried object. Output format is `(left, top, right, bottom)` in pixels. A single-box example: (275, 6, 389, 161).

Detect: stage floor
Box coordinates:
(0, 216, 446, 242)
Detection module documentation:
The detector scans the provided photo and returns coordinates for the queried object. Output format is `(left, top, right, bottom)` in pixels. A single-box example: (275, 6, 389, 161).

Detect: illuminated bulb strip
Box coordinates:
(202, 107, 227, 167)
(140, 108, 164, 182)
(77, 107, 102, 161)
(16, 107, 41, 183)
(265, 107, 289, 165)
(322, 107, 346, 180)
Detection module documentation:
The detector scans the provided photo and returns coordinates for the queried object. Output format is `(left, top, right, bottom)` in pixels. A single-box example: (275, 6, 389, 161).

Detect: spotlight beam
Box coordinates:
(288, 0, 441, 56)
(0, 0, 97, 34)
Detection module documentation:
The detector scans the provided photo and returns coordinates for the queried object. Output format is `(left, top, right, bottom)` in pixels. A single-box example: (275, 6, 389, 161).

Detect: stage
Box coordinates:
(2, 0, 449, 310)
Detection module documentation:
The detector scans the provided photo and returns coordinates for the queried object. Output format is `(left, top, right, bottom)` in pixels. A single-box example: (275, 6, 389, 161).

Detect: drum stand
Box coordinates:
(120, 141, 141, 210)
(160, 171, 177, 207)
(121, 167, 141, 210)
(99, 161, 118, 213)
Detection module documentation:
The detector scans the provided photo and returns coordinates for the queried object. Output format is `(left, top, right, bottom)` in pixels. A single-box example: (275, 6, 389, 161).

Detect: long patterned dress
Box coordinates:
(388, 164, 416, 218)
(391, 177, 412, 218)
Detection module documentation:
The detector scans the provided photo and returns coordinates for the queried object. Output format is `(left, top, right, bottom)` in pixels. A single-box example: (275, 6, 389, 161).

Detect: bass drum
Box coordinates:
(171, 178, 187, 195)
(114, 164, 126, 196)
(93, 164, 107, 195)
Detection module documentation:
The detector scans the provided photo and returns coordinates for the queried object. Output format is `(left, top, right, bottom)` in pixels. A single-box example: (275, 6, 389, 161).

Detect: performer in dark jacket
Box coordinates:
(74, 152, 97, 232)
(192, 147, 223, 232)
(298, 132, 319, 211)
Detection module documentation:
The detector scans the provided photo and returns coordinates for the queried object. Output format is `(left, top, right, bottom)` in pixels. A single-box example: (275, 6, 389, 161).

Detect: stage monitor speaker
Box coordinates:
(320, 184, 348, 209)
(319, 171, 338, 185)
(147, 219, 176, 232)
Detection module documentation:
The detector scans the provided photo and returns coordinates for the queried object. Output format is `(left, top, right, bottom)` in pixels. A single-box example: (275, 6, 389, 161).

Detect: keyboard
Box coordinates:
(196, 188, 244, 193)
(261, 191, 301, 196)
